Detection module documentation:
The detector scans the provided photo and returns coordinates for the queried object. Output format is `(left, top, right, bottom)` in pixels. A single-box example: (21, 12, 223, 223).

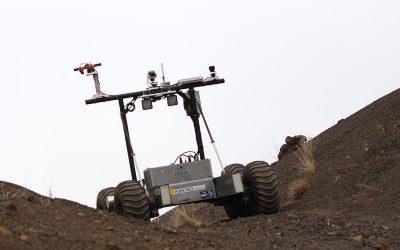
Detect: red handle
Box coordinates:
(73, 63, 102, 72)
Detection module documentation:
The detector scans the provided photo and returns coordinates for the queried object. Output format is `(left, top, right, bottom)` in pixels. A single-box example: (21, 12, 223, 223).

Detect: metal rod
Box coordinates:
(85, 78, 225, 105)
(133, 154, 142, 186)
(188, 88, 205, 160)
(118, 99, 138, 181)
(196, 102, 225, 172)
(93, 73, 102, 96)
(196, 102, 215, 143)
(161, 63, 165, 83)
(212, 142, 224, 172)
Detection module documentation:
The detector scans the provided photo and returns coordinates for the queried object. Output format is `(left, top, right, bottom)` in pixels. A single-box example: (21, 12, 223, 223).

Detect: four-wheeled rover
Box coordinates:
(74, 63, 279, 221)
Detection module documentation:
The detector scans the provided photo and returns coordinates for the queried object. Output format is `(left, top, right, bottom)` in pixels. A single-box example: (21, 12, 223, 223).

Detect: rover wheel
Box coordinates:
(114, 180, 150, 221)
(221, 163, 245, 175)
(222, 164, 248, 219)
(96, 187, 115, 212)
(243, 161, 280, 214)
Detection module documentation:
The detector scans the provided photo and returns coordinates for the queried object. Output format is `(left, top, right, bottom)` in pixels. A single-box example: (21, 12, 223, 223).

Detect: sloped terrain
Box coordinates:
(1, 88, 399, 249)
(0, 181, 239, 249)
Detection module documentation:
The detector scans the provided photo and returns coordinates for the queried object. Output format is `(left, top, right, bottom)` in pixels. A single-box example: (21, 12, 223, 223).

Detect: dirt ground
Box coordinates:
(1, 88, 399, 249)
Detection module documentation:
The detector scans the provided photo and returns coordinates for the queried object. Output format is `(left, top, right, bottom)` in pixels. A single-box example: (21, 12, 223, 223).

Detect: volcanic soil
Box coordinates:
(1, 88, 399, 249)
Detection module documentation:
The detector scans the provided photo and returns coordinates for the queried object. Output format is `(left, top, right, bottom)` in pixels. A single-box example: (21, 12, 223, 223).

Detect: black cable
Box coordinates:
(173, 151, 199, 164)
(124, 98, 136, 113)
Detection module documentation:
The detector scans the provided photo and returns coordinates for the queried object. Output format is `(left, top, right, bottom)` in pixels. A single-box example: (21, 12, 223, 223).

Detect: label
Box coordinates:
(200, 190, 213, 199)
(174, 166, 191, 182)
(169, 184, 206, 196)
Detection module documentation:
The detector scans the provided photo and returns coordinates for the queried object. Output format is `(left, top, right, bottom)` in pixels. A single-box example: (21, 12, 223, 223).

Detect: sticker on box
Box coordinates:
(200, 190, 213, 199)
(170, 184, 206, 196)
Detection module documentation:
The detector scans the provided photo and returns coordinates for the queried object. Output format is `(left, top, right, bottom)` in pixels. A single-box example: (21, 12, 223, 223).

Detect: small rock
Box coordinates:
(144, 236, 151, 242)
(287, 212, 298, 220)
(376, 239, 389, 250)
(345, 155, 350, 160)
(106, 241, 120, 250)
(165, 227, 177, 234)
(0, 226, 11, 235)
(27, 196, 36, 202)
(376, 124, 385, 132)
(55, 216, 61, 220)
(107, 226, 114, 231)
(19, 234, 28, 241)
(77, 212, 85, 216)
(0, 201, 17, 212)
(327, 231, 339, 236)
(381, 225, 390, 230)
(349, 235, 362, 241)
(345, 222, 353, 228)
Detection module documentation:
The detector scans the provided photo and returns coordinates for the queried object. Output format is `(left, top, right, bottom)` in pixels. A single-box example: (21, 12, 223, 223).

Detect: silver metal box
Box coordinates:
(144, 159, 213, 189)
(144, 159, 216, 205)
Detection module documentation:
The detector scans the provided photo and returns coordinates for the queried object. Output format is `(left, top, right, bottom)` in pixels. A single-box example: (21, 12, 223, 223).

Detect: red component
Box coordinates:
(73, 63, 102, 72)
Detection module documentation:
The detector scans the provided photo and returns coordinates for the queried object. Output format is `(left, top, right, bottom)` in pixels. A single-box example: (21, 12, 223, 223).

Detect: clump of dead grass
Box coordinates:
(0, 183, 25, 201)
(288, 178, 311, 200)
(287, 139, 316, 201)
(0, 183, 9, 199)
(295, 140, 316, 174)
(168, 205, 204, 228)
(175, 205, 204, 227)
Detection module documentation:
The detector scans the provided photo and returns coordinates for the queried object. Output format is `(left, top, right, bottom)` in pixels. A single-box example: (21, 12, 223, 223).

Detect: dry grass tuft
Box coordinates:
(0, 183, 23, 200)
(0, 183, 9, 199)
(288, 178, 311, 200)
(295, 140, 316, 174)
(286, 138, 316, 201)
(173, 205, 204, 228)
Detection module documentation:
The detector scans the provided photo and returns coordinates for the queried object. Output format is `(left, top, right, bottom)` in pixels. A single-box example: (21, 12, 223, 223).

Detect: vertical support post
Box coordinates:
(118, 99, 138, 181)
(188, 88, 205, 160)
(92, 73, 102, 96)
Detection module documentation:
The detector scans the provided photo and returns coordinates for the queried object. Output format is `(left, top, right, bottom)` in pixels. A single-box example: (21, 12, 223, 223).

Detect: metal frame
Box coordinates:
(84, 72, 225, 181)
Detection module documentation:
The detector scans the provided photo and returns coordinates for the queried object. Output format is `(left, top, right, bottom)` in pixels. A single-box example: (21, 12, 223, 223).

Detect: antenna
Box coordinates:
(161, 62, 165, 83)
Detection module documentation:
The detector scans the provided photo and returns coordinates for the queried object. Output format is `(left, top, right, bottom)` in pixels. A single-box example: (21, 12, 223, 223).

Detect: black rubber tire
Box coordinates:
(114, 180, 150, 221)
(96, 187, 115, 212)
(222, 164, 247, 219)
(221, 163, 245, 175)
(243, 161, 280, 214)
